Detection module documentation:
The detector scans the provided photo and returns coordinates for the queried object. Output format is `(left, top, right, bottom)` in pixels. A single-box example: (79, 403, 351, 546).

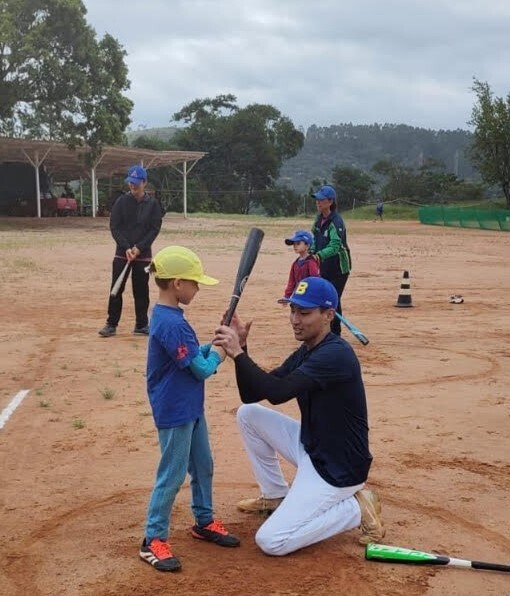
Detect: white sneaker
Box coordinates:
(354, 489, 385, 545)
(237, 495, 284, 514)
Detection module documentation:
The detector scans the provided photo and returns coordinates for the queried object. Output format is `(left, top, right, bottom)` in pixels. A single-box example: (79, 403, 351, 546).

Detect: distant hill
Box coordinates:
(125, 123, 477, 192)
(279, 123, 476, 192)
(125, 126, 179, 144)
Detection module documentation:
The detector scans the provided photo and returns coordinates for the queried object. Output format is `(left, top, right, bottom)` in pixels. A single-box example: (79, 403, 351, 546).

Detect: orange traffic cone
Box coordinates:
(395, 270, 413, 307)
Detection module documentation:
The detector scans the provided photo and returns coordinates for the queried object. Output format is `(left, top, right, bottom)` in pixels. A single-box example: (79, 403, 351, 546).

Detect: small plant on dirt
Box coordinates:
(38, 400, 50, 408)
(13, 257, 37, 271)
(114, 367, 123, 377)
(73, 419, 85, 429)
(35, 388, 44, 396)
(101, 387, 115, 400)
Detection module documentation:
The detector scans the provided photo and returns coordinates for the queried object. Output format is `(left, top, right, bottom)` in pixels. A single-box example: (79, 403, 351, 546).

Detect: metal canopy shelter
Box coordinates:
(0, 136, 205, 217)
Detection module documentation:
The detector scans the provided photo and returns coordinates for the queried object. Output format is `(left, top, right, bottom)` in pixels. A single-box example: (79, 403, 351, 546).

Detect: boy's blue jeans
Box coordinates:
(145, 415, 214, 542)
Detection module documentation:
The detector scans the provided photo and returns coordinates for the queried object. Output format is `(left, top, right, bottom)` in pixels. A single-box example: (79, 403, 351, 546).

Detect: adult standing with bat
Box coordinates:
(213, 276, 385, 557)
(98, 165, 162, 337)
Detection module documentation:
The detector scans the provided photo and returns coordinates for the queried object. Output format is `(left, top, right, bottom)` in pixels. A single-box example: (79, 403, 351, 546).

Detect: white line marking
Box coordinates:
(0, 390, 31, 430)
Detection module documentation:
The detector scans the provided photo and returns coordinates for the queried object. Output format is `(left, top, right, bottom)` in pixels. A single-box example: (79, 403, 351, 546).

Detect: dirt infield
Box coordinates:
(1, 215, 509, 596)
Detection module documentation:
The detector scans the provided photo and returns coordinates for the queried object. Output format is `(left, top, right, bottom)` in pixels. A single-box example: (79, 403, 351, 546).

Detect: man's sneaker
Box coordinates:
(133, 325, 149, 335)
(354, 489, 385, 545)
(98, 324, 116, 337)
(190, 520, 240, 547)
(237, 495, 284, 514)
(139, 538, 181, 572)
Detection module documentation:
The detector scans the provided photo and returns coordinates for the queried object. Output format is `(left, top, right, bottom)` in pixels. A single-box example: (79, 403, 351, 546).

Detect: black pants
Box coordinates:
(106, 258, 150, 329)
(325, 272, 349, 335)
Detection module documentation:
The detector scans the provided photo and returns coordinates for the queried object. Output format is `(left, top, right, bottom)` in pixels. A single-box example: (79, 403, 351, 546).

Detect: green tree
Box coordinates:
(0, 0, 133, 156)
(331, 166, 374, 209)
(173, 95, 304, 214)
(372, 158, 485, 203)
(469, 79, 510, 207)
(256, 187, 302, 217)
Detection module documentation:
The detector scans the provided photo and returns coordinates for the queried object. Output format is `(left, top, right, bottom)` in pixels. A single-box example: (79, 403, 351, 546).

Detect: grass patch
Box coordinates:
(73, 419, 85, 429)
(12, 257, 38, 271)
(38, 400, 50, 408)
(100, 387, 115, 400)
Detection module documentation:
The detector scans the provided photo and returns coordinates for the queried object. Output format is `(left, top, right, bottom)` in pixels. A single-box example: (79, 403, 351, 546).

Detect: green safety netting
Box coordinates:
(418, 206, 510, 231)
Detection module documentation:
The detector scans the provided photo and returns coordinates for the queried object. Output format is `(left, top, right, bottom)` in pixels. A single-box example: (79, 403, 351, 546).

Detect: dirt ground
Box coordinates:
(0, 215, 509, 596)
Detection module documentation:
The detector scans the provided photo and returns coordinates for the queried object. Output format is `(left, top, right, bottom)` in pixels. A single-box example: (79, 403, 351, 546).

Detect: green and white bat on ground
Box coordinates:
(365, 543, 510, 573)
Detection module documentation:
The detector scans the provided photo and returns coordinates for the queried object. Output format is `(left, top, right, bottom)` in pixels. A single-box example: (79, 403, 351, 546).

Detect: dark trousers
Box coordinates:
(325, 273, 349, 335)
(106, 258, 150, 329)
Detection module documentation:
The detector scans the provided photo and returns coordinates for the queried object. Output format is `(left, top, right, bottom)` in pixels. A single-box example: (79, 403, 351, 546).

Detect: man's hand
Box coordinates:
(220, 312, 252, 348)
(213, 324, 244, 359)
(126, 246, 140, 262)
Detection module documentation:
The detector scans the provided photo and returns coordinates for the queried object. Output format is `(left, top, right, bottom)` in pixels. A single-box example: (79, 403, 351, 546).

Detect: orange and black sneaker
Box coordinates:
(139, 538, 182, 572)
(191, 520, 240, 547)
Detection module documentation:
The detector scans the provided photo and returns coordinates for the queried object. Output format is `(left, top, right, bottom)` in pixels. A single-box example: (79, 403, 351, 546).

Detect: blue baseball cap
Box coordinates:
(312, 185, 336, 201)
(285, 230, 313, 246)
(282, 277, 338, 309)
(125, 164, 147, 185)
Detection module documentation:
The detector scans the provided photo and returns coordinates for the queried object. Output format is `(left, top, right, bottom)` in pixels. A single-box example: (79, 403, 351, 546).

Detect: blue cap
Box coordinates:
(312, 185, 336, 201)
(285, 230, 313, 246)
(125, 165, 147, 185)
(281, 277, 338, 309)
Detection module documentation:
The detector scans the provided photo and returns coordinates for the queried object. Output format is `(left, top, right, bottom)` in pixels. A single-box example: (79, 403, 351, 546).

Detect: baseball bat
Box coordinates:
(365, 543, 510, 573)
(110, 261, 130, 297)
(335, 313, 369, 345)
(224, 227, 265, 326)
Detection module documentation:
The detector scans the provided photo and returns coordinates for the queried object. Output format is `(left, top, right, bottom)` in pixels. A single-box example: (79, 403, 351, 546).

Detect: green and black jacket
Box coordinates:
(311, 212, 351, 277)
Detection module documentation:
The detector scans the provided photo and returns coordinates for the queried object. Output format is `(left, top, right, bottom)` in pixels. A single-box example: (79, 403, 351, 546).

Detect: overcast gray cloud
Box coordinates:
(83, 0, 510, 132)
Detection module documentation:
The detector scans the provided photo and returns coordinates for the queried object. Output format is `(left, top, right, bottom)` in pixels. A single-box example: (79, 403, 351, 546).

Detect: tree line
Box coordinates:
(1, 1, 509, 210)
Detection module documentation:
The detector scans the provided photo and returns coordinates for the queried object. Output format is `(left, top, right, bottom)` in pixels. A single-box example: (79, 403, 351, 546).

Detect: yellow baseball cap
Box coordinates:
(151, 246, 219, 285)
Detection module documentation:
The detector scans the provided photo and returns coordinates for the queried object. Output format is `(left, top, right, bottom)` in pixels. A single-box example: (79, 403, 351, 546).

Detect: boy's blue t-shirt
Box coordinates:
(146, 303, 202, 428)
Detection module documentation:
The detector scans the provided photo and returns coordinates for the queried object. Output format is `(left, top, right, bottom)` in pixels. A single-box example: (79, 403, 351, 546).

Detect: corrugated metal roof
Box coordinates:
(0, 137, 205, 179)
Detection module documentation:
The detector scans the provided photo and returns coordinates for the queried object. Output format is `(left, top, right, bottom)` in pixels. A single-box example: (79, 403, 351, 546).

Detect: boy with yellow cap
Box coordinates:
(139, 246, 240, 573)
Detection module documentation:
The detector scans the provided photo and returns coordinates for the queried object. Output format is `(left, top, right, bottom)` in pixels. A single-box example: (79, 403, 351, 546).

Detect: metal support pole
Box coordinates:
(35, 152, 41, 218)
(183, 160, 188, 219)
(91, 168, 96, 217)
(23, 148, 50, 218)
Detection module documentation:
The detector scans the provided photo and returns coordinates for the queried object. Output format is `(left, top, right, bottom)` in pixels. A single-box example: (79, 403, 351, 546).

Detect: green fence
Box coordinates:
(418, 206, 510, 231)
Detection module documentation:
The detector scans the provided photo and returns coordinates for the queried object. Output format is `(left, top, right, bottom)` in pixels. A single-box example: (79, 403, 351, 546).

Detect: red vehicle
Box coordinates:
(41, 193, 78, 217)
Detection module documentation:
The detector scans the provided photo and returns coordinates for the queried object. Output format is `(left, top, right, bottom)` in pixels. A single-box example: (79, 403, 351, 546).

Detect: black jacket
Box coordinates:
(110, 192, 162, 259)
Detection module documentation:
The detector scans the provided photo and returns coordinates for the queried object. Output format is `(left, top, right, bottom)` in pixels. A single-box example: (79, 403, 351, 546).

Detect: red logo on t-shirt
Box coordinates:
(176, 344, 188, 360)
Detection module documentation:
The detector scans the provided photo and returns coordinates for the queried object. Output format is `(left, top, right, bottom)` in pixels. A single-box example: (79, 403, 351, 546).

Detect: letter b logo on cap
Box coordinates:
(295, 281, 308, 295)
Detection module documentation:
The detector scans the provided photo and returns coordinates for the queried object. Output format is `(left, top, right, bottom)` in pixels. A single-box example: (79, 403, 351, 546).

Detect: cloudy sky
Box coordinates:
(83, 0, 510, 133)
